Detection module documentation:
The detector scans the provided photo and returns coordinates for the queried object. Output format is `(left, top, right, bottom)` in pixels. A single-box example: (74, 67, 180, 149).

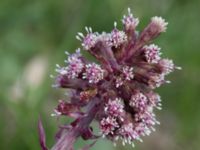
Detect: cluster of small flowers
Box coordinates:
(54, 49, 105, 86)
(99, 91, 162, 146)
(44, 8, 180, 150)
(76, 23, 127, 50)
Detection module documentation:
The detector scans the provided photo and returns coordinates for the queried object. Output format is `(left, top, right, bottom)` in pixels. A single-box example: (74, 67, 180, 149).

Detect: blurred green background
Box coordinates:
(0, 0, 200, 150)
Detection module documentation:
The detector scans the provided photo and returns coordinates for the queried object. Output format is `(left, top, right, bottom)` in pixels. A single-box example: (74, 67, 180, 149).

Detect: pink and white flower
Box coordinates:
(122, 8, 139, 31)
(144, 44, 161, 63)
(83, 63, 105, 84)
(41, 8, 180, 150)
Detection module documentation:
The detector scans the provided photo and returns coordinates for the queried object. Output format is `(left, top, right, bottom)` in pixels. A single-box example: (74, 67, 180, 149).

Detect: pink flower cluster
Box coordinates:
(39, 8, 181, 150)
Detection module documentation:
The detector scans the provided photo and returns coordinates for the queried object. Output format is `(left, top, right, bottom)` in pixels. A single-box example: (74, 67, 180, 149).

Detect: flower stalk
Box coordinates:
(51, 98, 102, 150)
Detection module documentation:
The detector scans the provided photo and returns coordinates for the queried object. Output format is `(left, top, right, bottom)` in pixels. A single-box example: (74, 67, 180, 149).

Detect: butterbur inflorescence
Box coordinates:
(38, 8, 181, 150)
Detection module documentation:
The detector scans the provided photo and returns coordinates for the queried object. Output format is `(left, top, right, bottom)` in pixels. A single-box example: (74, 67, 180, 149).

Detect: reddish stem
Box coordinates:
(51, 98, 102, 150)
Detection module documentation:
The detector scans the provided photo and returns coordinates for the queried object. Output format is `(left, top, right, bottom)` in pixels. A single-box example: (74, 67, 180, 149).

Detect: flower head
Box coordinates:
(147, 92, 162, 109)
(111, 22, 127, 48)
(159, 58, 175, 75)
(40, 8, 180, 150)
(151, 16, 168, 33)
(83, 63, 105, 84)
(65, 49, 84, 79)
(122, 8, 139, 32)
(144, 44, 161, 63)
(130, 92, 148, 112)
(100, 117, 119, 136)
(118, 123, 139, 146)
(76, 27, 98, 50)
(104, 98, 125, 120)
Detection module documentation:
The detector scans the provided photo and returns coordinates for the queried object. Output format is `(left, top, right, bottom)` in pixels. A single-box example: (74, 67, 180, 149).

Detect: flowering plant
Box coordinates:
(38, 8, 180, 150)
